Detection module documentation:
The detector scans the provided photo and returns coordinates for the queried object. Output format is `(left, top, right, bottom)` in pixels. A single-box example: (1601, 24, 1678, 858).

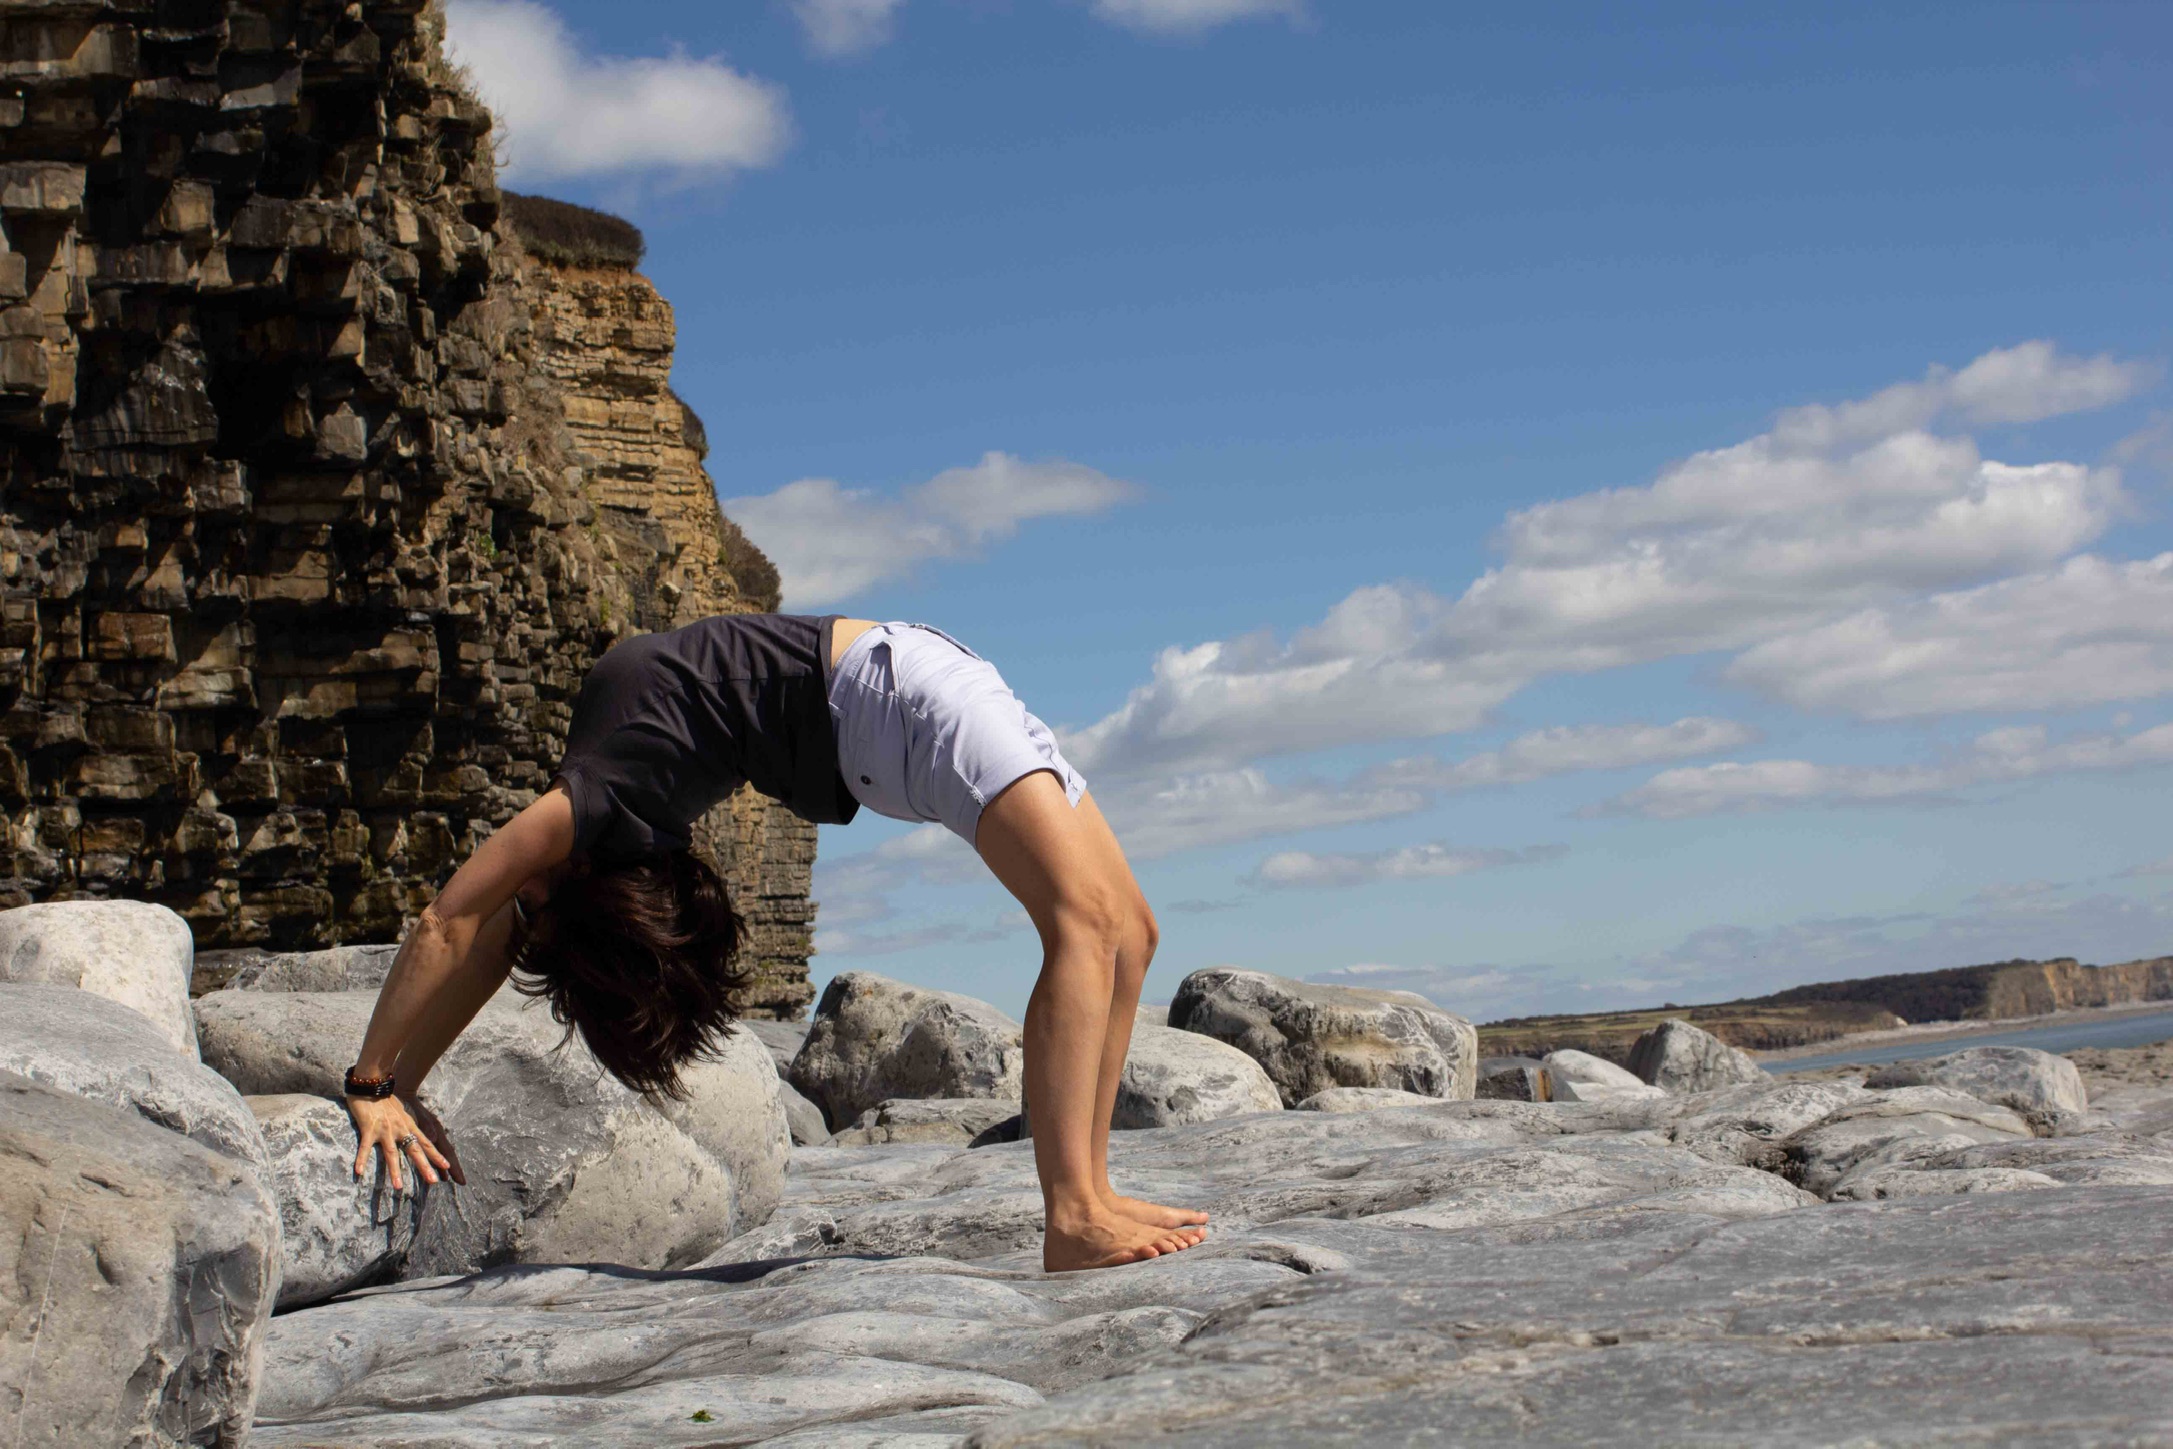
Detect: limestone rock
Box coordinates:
(1293, 1086, 1444, 1113)
(1477, 1062, 1552, 1101)
(0, 1072, 279, 1449)
(738, 1017, 812, 1075)
(1167, 967, 1477, 1106)
(248, 1094, 420, 1310)
(195, 989, 743, 1276)
(788, 972, 1026, 1127)
(1779, 1085, 2035, 1197)
(647, 1024, 793, 1232)
(829, 1097, 1025, 1148)
(194, 943, 400, 995)
(967, 1189, 2173, 1446)
(1627, 1018, 1768, 1093)
(1113, 1022, 1282, 1129)
(0, 981, 266, 1170)
(1544, 1048, 1666, 1103)
(778, 1078, 831, 1145)
(223, 1076, 2173, 1445)
(0, 900, 197, 1055)
(1866, 1046, 2089, 1129)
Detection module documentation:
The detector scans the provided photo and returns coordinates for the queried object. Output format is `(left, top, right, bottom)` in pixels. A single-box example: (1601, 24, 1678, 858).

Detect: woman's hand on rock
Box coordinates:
(346, 1091, 462, 1191)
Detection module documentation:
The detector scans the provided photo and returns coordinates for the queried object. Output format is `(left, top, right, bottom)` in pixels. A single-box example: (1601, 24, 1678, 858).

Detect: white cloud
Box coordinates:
(445, 0, 790, 183)
(1253, 842, 1567, 890)
(792, 0, 906, 57)
(1299, 876, 2173, 1023)
(1065, 344, 2144, 783)
(726, 453, 1138, 608)
(1598, 721, 2173, 820)
(1090, 717, 1747, 859)
(1092, 0, 1305, 35)
(817, 910, 1027, 957)
(1764, 341, 2154, 451)
(1726, 553, 2173, 719)
(1620, 884, 2173, 1013)
(1101, 768, 1426, 860)
(1364, 717, 1761, 792)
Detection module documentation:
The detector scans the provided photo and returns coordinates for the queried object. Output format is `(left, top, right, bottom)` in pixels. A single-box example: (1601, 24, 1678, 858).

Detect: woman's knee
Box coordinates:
(1045, 882, 1131, 955)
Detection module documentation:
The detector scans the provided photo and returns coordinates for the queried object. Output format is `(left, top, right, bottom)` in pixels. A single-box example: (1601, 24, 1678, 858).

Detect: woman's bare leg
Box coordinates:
(1070, 791, 1208, 1231)
(976, 771, 1205, 1270)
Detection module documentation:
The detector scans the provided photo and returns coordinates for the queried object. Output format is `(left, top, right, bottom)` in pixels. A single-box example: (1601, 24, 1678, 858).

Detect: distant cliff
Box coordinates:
(1760, 955, 2173, 1024)
(0, 0, 814, 1015)
(1482, 953, 2173, 1063)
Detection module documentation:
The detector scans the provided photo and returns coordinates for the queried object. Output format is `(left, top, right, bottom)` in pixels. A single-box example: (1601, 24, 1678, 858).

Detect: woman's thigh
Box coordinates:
(974, 773, 1141, 939)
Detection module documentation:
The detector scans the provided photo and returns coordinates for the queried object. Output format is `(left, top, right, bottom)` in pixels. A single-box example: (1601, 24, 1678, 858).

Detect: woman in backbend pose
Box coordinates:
(342, 614, 1205, 1272)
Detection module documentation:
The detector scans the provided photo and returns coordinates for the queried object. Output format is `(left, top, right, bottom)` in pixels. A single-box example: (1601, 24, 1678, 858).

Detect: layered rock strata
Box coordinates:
(0, 1, 816, 1014)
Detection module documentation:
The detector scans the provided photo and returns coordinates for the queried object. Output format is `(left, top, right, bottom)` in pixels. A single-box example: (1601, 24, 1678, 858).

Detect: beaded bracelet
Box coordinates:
(344, 1066, 398, 1100)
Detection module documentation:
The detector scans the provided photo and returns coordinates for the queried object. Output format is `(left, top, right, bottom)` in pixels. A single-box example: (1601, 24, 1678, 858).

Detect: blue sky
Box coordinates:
(447, 0, 2173, 1021)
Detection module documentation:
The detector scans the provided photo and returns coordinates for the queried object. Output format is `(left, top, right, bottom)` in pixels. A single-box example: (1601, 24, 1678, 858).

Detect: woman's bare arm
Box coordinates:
(346, 787, 575, 1189)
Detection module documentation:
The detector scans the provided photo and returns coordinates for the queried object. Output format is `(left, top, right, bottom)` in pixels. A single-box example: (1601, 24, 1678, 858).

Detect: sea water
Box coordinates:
(1767, 1005, 2173, 1075)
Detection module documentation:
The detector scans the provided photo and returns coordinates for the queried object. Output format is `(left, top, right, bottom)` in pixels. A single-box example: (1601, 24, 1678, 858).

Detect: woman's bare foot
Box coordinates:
(1045, 1207, 1202, 1272)
(1102, 1190, 1209, 1233)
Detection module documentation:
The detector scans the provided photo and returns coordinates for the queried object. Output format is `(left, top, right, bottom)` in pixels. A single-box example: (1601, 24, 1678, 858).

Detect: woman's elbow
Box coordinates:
(409, 905, 462, 952)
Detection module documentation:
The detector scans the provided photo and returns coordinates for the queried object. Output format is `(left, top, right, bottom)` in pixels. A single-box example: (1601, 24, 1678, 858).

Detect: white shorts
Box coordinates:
(828, 623, 1087, 847)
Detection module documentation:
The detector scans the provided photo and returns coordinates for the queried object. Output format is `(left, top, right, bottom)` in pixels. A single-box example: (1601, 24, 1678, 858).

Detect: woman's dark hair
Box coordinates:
(509, 849, 748, 1101)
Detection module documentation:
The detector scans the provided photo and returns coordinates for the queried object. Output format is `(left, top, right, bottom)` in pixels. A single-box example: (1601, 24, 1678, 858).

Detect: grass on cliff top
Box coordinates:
(1479, 1000, 1907, 1061)
(503, 192, 645, 269)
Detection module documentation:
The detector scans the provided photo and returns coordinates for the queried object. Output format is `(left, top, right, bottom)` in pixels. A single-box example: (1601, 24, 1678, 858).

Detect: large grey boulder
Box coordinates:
(0, 1071, 280, 1449)
(1867, 1046, 2089, 1129)
(1544, 1048, 1666, 1103)
(194, 988, 746, 1277)
(647, 1024, 793, 1232)
(193, 942, 400, 995)
(0, 898, 197, 1054)
(829, 1097, 1024, 1148)
(1628, 1018, 1768, 1093)
(736, 1017, 811, 1075)
(1114, 1021, 1282, 1128)
(1167, 968, 1478, 1106)
(788, 972, 1026, 1128)
(777, 1077, 830, 1145)
(248, 1094, 421, 1310)
(0, 981, 267, 1170)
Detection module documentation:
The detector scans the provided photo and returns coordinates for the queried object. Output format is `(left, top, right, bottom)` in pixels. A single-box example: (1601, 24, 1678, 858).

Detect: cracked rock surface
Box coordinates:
(251, 1071, 2173, 1445)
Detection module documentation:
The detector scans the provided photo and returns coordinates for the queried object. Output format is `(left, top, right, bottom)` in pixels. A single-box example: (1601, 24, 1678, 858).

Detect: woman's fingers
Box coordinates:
(381, 1132, 406, 1192)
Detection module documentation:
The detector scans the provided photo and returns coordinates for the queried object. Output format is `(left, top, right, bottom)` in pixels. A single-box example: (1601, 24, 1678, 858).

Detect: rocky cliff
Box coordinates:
(1760, 954, 2173, 1025)
(0, 0, 815, 1015)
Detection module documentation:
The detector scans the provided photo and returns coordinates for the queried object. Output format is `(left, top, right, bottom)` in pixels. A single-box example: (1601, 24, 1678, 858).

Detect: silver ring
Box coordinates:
(395, 1133, 420, 1151)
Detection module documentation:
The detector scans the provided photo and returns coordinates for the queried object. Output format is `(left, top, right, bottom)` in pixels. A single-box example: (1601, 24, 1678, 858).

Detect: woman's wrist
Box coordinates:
(344, 1064, 398, 1099)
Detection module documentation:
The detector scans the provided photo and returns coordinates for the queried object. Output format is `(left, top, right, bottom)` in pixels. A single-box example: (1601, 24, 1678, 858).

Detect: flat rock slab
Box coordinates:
(968, 1189, 2173, 1446)
(831, 1097, 1024, 1148)
(0, 898, 198, 1054)
(249, 1081, 2173, 1445)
